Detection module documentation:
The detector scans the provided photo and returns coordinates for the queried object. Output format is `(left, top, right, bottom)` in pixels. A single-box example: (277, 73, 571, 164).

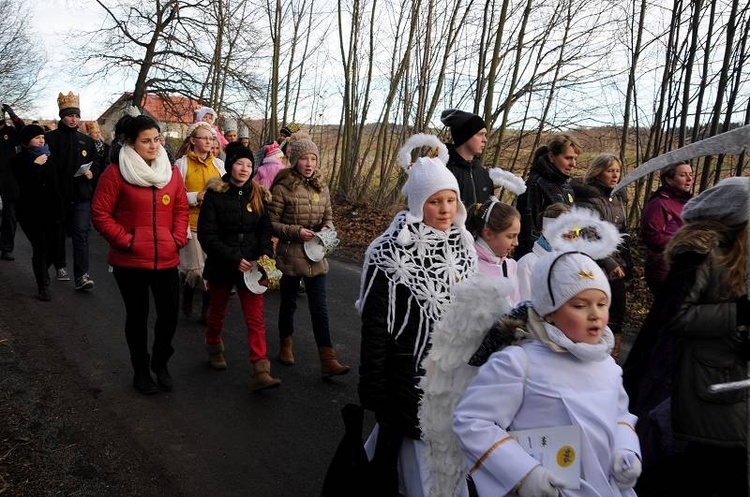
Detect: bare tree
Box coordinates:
(0, 0, 46, 111)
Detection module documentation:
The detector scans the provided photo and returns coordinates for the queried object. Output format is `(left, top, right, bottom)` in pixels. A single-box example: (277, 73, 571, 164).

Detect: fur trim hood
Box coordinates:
(271, 167, 326, 192)
(206, 175, 272, 201)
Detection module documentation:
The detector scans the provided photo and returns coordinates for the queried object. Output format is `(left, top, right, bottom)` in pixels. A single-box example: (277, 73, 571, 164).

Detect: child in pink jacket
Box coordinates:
(255, 142, 286, 189)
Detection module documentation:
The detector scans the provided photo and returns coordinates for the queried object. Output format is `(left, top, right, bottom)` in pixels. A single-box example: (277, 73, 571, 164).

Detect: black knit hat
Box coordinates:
(225, 142, 256, 177)
(18, 124, 46, 145)
(440, 109, 486, 147)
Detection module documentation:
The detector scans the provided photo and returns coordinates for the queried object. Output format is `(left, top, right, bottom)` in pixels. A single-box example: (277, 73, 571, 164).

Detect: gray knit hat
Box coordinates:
(287, 131, 319, 167)
(682, 176, 749, 226)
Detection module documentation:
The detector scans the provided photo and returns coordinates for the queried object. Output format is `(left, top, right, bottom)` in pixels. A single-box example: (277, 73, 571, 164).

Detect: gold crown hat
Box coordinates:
(57, 91, 81, 118)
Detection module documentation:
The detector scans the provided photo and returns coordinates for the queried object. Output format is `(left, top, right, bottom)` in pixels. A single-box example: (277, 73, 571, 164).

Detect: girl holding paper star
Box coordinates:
(197, 142, 281, 391)
(453, 212, 641, 497)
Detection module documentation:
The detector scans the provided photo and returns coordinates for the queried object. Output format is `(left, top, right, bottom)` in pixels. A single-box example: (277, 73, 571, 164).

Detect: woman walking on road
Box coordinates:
(175, 122, 226, 322)
(197, 143, 281, 390)
(92, 114, 189, 395)
(11, 124, 64, 301)
(268, 131, 350, 378)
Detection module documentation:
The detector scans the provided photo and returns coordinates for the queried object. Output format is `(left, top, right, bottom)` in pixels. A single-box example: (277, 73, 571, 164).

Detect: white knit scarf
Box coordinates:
(541, 321, 615, 361)
(356, 212, 477, 369)
(119, 144, 173, 188)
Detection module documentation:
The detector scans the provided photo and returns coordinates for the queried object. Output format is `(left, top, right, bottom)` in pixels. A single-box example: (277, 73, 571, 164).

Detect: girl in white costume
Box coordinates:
(356, 134, 477, 497)
(453, 214, 642, 497)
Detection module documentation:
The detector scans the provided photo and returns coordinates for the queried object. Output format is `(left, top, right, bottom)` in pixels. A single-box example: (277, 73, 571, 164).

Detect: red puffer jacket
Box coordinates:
(92, 165, 189, 270)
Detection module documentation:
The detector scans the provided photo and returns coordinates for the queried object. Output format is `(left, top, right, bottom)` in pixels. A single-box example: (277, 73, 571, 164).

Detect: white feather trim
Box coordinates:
(543, 206, 623, 260)
(124, 105, 141, 117)
(488, 168, 527, 195)
(419, 273, 515, 497)
(398, 133, 449, 172)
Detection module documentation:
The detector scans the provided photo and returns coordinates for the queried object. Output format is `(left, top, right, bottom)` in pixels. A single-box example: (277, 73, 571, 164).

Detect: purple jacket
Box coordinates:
(639, 185, 692, 285)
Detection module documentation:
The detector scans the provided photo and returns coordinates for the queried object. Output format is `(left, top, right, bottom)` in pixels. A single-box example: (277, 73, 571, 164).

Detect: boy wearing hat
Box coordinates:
(46, 91, 97, 290)
(440, 109, 493, 206)
(0, 104, 25, 261)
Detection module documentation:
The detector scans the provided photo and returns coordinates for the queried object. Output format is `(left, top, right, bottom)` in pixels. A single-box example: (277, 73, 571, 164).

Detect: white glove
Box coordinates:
(517, 465, 564, 497)
(612, 449, 642, 490)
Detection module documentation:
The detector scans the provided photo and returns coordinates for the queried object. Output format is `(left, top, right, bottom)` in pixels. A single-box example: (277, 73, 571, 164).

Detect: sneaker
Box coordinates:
(74, 274, 95, 291)
(56, 268, 71, 281)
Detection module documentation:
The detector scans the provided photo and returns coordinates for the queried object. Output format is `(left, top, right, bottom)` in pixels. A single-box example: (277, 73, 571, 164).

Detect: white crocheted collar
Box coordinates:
(357, 212, 477, 367)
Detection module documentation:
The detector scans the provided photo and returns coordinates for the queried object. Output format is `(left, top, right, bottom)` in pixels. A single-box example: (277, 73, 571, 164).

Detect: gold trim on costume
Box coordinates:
(469, 436, 514, 474)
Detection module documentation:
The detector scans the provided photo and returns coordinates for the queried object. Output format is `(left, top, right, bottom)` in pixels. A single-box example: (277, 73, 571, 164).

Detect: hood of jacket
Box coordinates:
(271, 167, 326, 192)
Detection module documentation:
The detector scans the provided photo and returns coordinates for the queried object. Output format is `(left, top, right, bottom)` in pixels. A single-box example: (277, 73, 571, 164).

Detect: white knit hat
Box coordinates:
(531, 251, 611, 316)
(195, 106, 217, 122)
(682, 176, 749, 226)
(399, 133, 466, 227)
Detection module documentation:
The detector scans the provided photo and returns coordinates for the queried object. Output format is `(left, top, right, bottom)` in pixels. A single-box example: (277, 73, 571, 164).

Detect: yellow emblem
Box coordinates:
(578, 270, 595, 280)
(246, 203, 253, 213)
(556, 445, 576, 468)
(162, 194, 171, 206)
(568, 193, 574, 203)
(82, 150, 88, 157)
(312, 193, 320, 202)
(3, 134, 7, 141)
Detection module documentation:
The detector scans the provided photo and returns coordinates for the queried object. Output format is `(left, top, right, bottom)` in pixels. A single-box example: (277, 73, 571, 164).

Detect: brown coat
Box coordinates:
(268, 168, 335, 277)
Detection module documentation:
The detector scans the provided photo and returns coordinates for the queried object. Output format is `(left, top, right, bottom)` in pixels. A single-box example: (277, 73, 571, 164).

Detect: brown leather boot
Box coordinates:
(206, 342, 227, 370)
(612, 334, 623, 363)
(318, 347, 350, 378)
(278, 336, 295, 365)
(251, 358, 281, 391)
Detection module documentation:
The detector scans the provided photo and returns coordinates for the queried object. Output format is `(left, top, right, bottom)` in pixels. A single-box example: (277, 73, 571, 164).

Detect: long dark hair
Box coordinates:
(110, 114, 161, 165)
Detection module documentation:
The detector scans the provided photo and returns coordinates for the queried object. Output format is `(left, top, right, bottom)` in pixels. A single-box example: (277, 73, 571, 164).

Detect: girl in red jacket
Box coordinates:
(92, 114, 189, 395)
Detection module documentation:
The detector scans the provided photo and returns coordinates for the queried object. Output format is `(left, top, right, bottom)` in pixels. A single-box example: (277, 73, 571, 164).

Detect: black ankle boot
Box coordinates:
(152, 364, 173, 391)
(133, 369, 158, 395)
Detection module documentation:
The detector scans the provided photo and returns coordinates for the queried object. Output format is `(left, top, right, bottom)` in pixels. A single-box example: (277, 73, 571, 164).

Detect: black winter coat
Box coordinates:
(445, 144, 493, 207)
(197, 175, 274, 286)
(515, 155, 574, 257)
(0, 116, 24, 200)
(10, 149, 64, 226)
(358, 268, 427, 440)
(45, 124, 97, 204)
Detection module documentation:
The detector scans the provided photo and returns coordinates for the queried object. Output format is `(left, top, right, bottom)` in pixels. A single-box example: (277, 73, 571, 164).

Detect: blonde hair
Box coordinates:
(176, 122, 216, 157)
(584, 153, 621, 184)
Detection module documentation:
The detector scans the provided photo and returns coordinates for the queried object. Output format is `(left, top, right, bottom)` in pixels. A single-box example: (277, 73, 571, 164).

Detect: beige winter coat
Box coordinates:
(268, 168, 335, 277)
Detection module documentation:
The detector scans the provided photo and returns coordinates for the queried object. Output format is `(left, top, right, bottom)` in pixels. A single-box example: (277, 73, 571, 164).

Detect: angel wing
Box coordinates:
(612, 124, 750, 197)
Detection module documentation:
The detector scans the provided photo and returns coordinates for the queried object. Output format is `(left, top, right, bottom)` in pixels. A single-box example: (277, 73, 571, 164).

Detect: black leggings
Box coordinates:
(112, 266, 179, 370)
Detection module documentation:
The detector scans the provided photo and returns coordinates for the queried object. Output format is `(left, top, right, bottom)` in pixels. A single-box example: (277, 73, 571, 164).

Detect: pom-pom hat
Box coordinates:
(399, 133, 465, 227)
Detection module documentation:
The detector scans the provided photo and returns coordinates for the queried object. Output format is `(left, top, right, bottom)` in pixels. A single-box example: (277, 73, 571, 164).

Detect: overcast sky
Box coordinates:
(30, 0, 128, 121)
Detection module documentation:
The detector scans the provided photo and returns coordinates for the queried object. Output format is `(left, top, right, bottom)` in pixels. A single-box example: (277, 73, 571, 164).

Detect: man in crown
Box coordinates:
(46, 91, 97, 291)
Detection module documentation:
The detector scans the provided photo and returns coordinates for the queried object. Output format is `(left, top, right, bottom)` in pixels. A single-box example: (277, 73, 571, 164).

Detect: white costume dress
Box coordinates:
(453, 312, 640, 497)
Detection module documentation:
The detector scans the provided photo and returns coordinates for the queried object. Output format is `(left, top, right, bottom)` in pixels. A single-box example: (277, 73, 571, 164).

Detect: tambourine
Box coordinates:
(303, 229, 340, 262)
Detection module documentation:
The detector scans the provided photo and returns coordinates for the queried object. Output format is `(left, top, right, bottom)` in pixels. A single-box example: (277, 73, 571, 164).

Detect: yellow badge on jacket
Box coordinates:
(162, 194, 171, 205)
(312, 193, 320, 202)
(246, 203, 253, 213)
(82, 150, 87, 157)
